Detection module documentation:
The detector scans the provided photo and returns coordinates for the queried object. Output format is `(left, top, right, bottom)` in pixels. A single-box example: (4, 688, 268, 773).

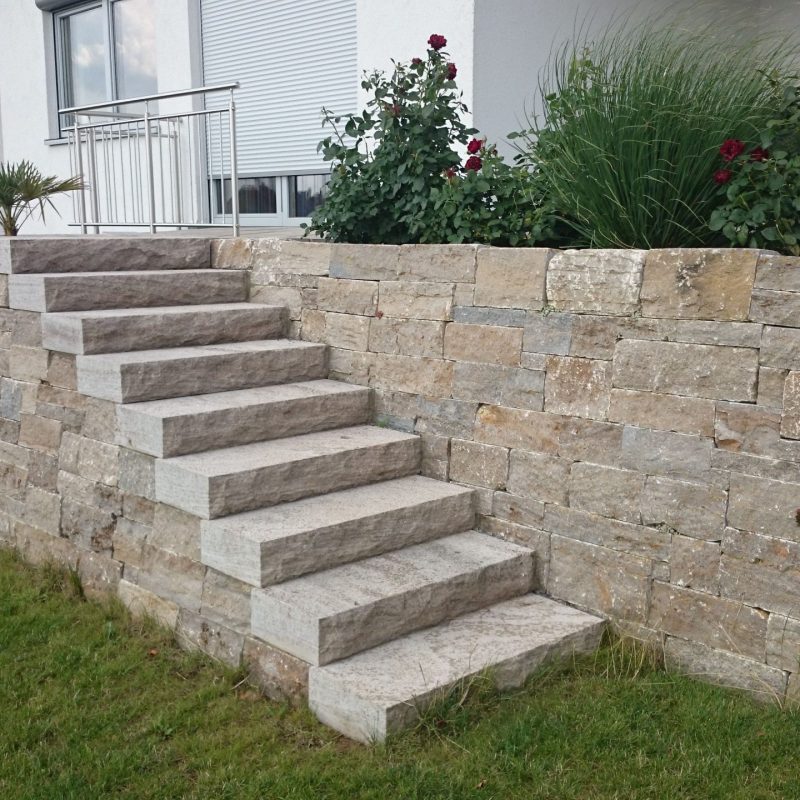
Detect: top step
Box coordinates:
(0, 237, 210, 274)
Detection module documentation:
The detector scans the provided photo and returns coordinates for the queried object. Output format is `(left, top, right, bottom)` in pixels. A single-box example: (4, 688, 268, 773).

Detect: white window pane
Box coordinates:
(61, 5, 107, 106)
(113, 0, 157, 99)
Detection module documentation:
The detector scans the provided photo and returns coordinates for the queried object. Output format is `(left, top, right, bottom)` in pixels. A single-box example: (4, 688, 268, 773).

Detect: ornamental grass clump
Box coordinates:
(305, 35, 548, 246)
(513, 18, 798, 249)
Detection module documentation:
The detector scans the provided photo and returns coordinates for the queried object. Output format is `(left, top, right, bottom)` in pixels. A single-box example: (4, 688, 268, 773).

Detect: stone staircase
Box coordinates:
(8, 238, 604, 743)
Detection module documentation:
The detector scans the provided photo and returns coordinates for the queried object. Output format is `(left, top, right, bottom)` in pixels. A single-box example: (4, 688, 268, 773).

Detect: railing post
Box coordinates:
(73, 118, 88, 235)
(228, 88, 240, 237)
(143, 99, 157, 234)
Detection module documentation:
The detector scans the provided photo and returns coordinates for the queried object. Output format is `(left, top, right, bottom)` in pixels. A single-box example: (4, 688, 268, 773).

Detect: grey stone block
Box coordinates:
(155, 425, 421, 519)
(76, 339, 327, 403)
(201, 475, 474, 587)
(251, 531, 534, 666)
(308, 594, 604, 743)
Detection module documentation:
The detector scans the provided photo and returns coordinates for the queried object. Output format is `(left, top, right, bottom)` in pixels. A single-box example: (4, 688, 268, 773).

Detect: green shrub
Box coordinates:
(512, 19, 797, 249)
(304, 36, 549, 246)
(710, 83, 800, 254)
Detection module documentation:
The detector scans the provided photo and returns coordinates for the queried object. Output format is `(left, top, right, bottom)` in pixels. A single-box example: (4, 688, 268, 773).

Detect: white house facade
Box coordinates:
(0, 0, 798, 234)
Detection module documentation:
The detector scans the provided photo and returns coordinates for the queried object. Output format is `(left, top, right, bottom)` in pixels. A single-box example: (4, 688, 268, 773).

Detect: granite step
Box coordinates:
(0, 236, 209, 274)
(41, 303, 285, 354)
(250, 531, 534, 666)
(9, 269, 246, 312)
(201, 476, 476, 586)
(118, 380, 371, 457)
(154, 425, 421, 519)
(75, 339, 327, 403)
(309, 594, 605, 743)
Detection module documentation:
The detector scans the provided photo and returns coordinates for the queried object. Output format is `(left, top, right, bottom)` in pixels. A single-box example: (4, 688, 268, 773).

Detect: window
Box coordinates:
(214, 178, 278, 216)
(55, 0, 156, 127)
(288, 174, 329, 219)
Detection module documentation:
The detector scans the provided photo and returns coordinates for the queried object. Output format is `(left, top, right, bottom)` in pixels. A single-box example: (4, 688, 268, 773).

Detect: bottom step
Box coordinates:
(308, 594, 604, 743)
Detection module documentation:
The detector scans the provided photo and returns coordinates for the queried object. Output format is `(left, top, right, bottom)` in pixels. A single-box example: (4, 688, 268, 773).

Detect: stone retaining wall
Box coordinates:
(214, 239, 800, 703)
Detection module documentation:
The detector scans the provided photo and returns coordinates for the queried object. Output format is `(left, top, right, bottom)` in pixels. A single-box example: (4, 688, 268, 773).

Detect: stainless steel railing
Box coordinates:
(60, 83, 240, 235)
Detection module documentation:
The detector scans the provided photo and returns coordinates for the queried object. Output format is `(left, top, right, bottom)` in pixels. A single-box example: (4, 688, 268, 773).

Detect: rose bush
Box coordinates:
(304, 36, 552, 246)
(710, 83, 800, 254)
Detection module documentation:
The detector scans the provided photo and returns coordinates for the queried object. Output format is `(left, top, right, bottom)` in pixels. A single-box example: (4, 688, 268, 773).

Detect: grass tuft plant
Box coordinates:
(513, 16, 799, 248)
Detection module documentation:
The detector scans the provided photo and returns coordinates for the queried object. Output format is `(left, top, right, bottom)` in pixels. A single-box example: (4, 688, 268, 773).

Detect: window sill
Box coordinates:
(44, 137, 69, 147)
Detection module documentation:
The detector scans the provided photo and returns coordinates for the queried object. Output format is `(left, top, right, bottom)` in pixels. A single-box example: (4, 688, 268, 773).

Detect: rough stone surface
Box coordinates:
(473, 248, 550, 309)
(781, 372, 800, 440)
(727, 474, 800, 543)
(750, 289, 800, 327)
(547, 250, 645, 315)
(252, 532, 533, 665)
(671, 535, 721, 595)
(474, 405, 563, 453)
(569, 463, 645, 524)
(308, 594, 603, 743)
(452, 363, 544, 410)
(317, 277, 378, 316)
(640, 476, 727, 541)
(443, 323, 522, 366)
(608, 389, 716, 437)
(368, 317, 445, 358)
(397, 244, 477, 283)
(378, 281, 454, 320)
(243, 636, 309, 703)
(640, 249, 758, 321)
(450, 439, 508, 490)
(508, 450, 570, 506)
(545, 356, 611, 420)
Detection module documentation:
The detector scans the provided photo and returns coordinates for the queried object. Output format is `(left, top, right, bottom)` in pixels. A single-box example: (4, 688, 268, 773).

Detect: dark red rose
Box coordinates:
(391, 104, 401, 116)
(750, 146, 770, 162)
(428, 34, 447, 51)
(444, 167, 457, 179)
(465, 156, 483, 171)
(467, 138, 482, 154)
(719, 138, 746, 162)
(713, 168, 733, 185)
(411, 57, 422, 66)
(446, 62, 457, 80)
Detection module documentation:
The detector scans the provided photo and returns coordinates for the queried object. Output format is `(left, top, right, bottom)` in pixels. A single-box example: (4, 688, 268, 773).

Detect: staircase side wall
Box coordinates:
(214, 239, 800, 704)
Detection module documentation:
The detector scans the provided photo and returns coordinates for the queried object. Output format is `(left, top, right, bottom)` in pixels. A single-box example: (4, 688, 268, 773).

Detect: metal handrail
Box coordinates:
(61, 84, 241, 236)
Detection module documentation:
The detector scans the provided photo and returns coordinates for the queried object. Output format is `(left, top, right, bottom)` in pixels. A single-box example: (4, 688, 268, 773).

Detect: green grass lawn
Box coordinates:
(1, 548, 798, 800)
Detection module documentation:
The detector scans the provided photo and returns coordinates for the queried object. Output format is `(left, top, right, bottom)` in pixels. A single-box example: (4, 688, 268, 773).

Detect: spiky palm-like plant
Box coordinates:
(0, 160, 83, 236)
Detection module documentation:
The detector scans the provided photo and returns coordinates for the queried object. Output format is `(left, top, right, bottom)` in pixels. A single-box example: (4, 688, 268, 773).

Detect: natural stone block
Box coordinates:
(670, 535, 721, 595)
(450, 439, 508, 490)
(546, 250, 646, 315)
(760, 326, 800, 370)
(452, 363, 544, 411)
(419, 433, 449, 481)
(117, 579, 179, 629)
(151, 503, 201, 561)
(548, 534, 650, 621)
(568, 315, 620, 359)
(303, 310, 370, 351)
(243, 635, 309, 703)
(0, 378, 24, 421)
(47, 353, 77, 390)
(317, 277, 378, 316)
(110, 517, 150, 566)
(454, 306, 527, 327)
(608, 389, 715, 437)
(621, 427, 715, 485)
(122, 494, 156, 526)
(755, 253, 800, 290)
(649, 582, 767, 660)
(665, 637, 787, 700)
(711, 448, 800, 486)
(370, 354, 453, 396)
(250, 286, 304, 319)
(508, 450, 570, 505)
(490, 492, 546, 530)
(443, 323, 522, 366)
(474, 405, 563, 453)
(569, 462, 644, 524)
(368, 317, 445, 358)
(61, 499, 116, 552)
(82, 398, 118, 442)
(329, 243, 399, 281)
(715, 401, 782, 454)
(327, 347, 372, 385)
(727, 473, 800, 542)
(781, 372, 800, 439)
(557, 417, 624, 467)
(473, 247, 550, 309)
(118, 448, 156, 500)
(57, 471, 122, 514)
(641, 249, 758, 321)
(397, 244, 477, 283)
(612, 339, 758, 401)
(523, 312, 574, 355)
(416, 397, 480, 439)
(757, 367, 788, 410)
(544, 356, 611, 420)
(9, 346, 48, 382)
(27, 451, 58, 491)
(544, 504, 670, 561)
(378, 281, 454, 320)
(23, 485, 61, 535)
(750, 289, 800, 327)
(721, 528, 800, 615)
(766, 614, 800, 672)
(132, 544, 205, 612)
(0, 275, 8, 307)
(77, 551, 122, 598)
(58, 431, 81, 474)
(14, 521, 77, 569)
(76, 437, 119, 487)
(18, 414, 62, 453)
(176, 609, 244, 667)
(641, 475, 727, 541)
(481, 518, 549, 588)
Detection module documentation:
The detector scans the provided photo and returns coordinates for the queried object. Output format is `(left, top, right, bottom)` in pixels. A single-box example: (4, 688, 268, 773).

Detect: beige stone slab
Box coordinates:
(117, 579, 179, 629)
(317, 277, 378, 316)
(608, 389, 715, 437)
(557, 417, 624, 467)
(378, 281, 454, 321)
(569, 462, 645, 524)
(474, 405, 564, 453)
(450, 439, 509, 490)
(781, 372, 800, 439)
(727, 473, 800, 542)
(473, 247, 550, 309)
(397, 244, 477, 283)
(452, 362, 544, 411)
(755, 254, 800, 291)
(544, 356, 611, 420)
(750, 289, 800, 327)
(612, 339, 758, 401)
(443, 323, 522, 366)
(329, 244, 400, 281)
(671, 535, 721, 595)
(368, 317, 445, 358)
(243, 635, 309, 703)
(766, 614, 800, 672)
(370, 353, 453, 396)
(641, 475, 727, 541)
(761, 326, 800, 370)
(508, 450, 571, 506)
(715, 401, 782, 455)
(621, 427, 716, 486)
(648, 582, 767, 660)
(546, 250, 645, 315)
(641, 249, 758, 321)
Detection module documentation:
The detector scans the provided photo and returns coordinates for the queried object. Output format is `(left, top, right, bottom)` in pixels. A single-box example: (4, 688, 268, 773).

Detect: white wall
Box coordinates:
(0, 0, 198, 235)
(356, 0, 476, 119)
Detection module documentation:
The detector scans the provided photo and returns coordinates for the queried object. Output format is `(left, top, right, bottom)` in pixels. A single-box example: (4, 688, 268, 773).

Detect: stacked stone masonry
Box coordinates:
(213, 239, 800, 704)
